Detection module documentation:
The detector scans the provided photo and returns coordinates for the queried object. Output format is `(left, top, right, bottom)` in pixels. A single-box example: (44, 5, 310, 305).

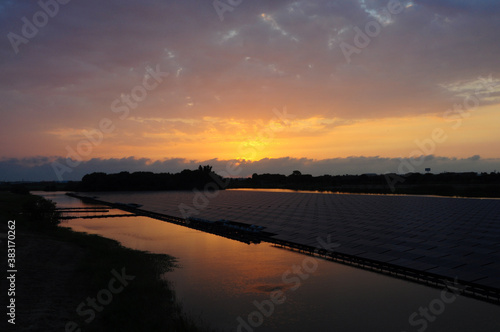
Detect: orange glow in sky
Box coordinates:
(1, 1, 500, 180)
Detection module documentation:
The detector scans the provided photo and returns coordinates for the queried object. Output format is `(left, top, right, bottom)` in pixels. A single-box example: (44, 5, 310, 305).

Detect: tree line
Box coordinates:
(2, 167, 499, 197)
(228, 171, 500, 197)
(77, 165, 224, 191)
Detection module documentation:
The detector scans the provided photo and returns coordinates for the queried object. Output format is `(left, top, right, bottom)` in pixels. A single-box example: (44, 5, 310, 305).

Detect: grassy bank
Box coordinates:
(0, 191, 213, 331)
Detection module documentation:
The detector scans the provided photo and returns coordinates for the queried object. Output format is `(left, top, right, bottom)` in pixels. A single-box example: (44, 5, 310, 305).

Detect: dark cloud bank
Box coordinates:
(1, 155, 498, 182)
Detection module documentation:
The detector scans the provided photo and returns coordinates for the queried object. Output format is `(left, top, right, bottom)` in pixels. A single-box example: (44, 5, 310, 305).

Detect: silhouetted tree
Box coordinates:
(23, 196, 60, 227)
(78, 166, 224, 192)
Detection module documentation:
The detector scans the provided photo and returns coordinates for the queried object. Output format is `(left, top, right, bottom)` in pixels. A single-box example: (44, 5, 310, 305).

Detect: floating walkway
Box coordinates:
(59, 214, 137, 220)
(56, 206, 136, 220)
(56, 207, 109, 210)
(57, 209, 110, 213)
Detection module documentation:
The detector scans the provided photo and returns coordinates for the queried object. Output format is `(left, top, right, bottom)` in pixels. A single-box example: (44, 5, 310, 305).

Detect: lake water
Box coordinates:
(36, 191, 500, 332)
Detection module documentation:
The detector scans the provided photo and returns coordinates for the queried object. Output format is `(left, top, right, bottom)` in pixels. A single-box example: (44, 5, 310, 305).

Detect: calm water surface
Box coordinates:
(36, 192, 500, 332)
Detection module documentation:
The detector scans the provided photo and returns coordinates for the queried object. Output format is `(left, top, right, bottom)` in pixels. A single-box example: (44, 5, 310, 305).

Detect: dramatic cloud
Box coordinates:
(1, 0, 499, 180)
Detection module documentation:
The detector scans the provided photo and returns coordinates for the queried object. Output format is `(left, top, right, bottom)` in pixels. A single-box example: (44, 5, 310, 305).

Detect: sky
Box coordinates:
(1, 0, 500, 181)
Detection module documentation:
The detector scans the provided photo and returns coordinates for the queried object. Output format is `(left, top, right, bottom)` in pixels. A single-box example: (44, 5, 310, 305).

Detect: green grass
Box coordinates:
(0, 191, 215, 331)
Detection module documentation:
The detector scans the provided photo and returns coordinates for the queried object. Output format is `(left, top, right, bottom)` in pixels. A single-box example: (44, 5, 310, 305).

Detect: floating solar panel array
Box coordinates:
(88, 190, 500, 291)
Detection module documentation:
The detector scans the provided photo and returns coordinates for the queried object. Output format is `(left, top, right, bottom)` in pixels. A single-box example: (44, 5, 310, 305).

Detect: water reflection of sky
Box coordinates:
(37, 192, 500, 332)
